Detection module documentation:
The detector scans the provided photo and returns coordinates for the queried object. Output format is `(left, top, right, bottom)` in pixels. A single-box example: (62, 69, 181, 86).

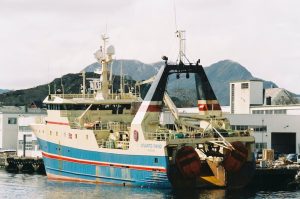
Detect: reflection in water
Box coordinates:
(0, 170, 300, 199)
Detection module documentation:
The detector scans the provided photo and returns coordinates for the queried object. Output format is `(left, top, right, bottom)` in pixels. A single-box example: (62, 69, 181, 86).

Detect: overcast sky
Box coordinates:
(0, 0, 300, 93)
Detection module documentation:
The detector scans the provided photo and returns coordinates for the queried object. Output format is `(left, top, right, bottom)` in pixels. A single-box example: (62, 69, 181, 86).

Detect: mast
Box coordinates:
(120, 61, 124, 95)
(176, 30, 186, 63)
(94, 34, 115, 100)
(100, 34, 110, 99)
(81, 71, 86, 97)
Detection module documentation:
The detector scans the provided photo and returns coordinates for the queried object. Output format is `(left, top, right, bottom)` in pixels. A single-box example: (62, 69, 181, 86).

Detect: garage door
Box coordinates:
(271, 132, 296, 154)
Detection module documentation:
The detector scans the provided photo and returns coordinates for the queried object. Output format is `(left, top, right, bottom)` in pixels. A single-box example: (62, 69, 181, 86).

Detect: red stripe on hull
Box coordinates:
(42, 152, 166, 172)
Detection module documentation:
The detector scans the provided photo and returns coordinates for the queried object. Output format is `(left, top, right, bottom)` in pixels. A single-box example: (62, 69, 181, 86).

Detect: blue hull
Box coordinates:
(38, 138, 171, 188)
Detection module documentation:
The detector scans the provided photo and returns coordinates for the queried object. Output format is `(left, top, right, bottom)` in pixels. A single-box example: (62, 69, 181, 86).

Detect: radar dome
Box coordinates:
(94, 49, 102, 61)
(107, 45, 115, 56)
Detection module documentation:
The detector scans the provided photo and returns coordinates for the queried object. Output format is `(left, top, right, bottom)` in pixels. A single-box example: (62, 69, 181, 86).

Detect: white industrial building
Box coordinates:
(161, 79, 300, 155)
(227, 80, 300, 154)
(0, 106, 45, 151)
(17, 115, 44, 157)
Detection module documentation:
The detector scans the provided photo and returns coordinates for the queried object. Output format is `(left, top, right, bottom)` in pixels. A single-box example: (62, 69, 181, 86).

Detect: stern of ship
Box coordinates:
(165, 136, 256, 189)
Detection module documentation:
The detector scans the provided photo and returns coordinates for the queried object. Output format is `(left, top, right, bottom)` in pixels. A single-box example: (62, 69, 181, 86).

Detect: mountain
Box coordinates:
(83, 59, 164, 80)
(83, 59, 278, 105)
(0, 89, 10, 94)
(0, 73, 96, 106)
(0, 73, 135, 106)
(0, 59, 284, 106)
(205, 60, 278, 105)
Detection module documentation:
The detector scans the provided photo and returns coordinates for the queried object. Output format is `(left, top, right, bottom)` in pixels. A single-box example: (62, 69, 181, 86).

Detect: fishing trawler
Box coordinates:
(31, 32, 255, 189)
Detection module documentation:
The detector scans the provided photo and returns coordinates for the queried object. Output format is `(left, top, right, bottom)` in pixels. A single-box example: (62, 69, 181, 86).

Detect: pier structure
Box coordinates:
(5, 157, 45, 174)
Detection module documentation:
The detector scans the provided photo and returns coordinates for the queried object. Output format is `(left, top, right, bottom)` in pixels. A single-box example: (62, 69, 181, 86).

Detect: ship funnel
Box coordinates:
(195, 68, 222, 117)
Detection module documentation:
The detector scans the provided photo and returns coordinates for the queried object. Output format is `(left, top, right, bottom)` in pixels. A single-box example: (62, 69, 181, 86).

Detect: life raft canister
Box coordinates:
(175, 146, 201, 179)
(223, 141, 248, 172)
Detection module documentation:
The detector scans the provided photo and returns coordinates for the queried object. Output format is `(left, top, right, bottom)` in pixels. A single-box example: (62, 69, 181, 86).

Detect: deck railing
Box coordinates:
(144, 130, 208, 141)
(52, 92, 139, 100)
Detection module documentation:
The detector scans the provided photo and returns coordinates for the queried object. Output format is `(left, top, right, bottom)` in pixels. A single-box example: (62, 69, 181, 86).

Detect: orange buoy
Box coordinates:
(175, 146, 201, 179)
(223, 141, 248, 172)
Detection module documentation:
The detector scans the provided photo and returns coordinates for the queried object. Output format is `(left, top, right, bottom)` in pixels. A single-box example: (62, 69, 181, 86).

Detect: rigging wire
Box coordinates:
(173, 0, 178, 31)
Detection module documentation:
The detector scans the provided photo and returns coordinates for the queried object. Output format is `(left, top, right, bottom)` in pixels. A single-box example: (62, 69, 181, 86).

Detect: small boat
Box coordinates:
(31, 32, 255, 189)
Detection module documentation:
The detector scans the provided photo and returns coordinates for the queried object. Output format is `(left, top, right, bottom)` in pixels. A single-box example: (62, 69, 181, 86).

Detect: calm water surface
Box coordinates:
(1, 169, 300, 199)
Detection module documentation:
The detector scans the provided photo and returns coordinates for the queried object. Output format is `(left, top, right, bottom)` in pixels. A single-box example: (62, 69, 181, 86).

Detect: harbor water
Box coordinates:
(1, 170, 300, 199)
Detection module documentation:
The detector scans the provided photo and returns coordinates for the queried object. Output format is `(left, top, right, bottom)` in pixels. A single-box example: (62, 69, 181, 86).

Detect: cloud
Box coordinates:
(0, 0, 299, 94)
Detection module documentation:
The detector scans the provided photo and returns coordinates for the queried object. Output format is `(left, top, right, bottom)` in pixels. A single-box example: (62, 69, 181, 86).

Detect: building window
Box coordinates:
(241, 83, 249, 89)
(274, 109, 286, 114)
(231, 84, 235, 114)
(255, 143, 267, 151)
(19, 126, 31, 132)
(253, 126, 267, 132)
(252, 110, 264, 114)
(233, 125, 248, 131)
(18, 141, 23, 150)
(265, 110, 273, 114)
(8, 118, 17, 124)
(25, 141, 33, 150)
(232, 125, 267, 132)
(154, 158, 158, 163)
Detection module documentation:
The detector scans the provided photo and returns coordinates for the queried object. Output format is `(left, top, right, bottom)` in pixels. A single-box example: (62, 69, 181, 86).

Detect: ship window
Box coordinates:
(154, 158, 158, 163)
